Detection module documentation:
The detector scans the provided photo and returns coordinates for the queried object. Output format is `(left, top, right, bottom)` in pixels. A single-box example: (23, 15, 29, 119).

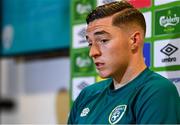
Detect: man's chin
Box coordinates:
(98, 72, 110, 79)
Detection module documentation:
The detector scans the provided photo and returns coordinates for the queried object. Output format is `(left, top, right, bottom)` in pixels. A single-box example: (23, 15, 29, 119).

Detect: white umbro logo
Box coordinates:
(80, 107, 90, 117)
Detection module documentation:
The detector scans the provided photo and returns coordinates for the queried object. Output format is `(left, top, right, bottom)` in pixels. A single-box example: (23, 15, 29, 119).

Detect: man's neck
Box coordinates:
(113, 60, 146, 90)
(113, 67, 145, 90)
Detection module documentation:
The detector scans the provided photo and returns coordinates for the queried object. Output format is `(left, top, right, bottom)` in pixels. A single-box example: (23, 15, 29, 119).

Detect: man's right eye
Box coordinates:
(88, 43, 92, 47)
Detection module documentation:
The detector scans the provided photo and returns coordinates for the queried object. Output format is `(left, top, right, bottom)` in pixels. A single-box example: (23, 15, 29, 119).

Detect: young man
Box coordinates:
(68, 1, 180, 124)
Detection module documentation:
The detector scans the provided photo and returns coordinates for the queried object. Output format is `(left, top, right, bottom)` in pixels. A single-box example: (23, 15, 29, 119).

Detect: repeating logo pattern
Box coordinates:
(73, 24, 88, 48)
(72, 77, 95, 101)
(77, 81, 89, 90)
(72, 49, 95, 75)
(72, 0, 95, 23)
(160, 44, 178, 56)
(155, 6, 180, 36)
(159, 14, 179, 28)
(154, 38, 180, 67)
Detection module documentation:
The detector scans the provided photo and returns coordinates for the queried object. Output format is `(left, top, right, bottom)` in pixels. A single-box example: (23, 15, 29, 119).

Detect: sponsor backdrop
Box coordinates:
(70, 0, 180, 104)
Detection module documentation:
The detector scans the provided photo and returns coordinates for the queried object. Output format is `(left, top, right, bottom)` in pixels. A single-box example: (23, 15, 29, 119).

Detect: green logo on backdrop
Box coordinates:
(155, 6, 180, 36)
(73, 0, 96, 23)
(73, 50, 95, 74)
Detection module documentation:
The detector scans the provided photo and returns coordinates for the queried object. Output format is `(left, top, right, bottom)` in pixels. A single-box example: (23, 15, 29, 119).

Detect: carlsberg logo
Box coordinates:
(160, 14, 179, 27)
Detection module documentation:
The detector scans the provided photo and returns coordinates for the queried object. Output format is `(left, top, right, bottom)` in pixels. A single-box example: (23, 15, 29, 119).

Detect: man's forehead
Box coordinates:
(86, 16, 113, 32)
(86, 25, 110, 34)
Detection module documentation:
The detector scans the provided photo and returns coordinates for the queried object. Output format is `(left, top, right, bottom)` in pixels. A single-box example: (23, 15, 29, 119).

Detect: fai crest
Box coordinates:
(108, 105, 127, 124)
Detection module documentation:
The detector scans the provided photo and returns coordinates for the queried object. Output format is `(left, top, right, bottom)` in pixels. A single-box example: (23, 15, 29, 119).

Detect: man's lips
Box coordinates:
(95, 62, 105, 69)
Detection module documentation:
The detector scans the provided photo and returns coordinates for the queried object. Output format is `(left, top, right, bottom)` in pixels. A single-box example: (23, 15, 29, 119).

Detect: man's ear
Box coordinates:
(130, 31, 141, 51)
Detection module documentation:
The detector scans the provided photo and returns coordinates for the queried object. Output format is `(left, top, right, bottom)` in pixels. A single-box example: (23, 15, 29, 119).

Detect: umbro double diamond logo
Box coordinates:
(160, 43, 178, 56)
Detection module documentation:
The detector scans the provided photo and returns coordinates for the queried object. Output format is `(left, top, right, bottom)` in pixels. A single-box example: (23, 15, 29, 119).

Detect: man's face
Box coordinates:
(86, 16, 132, 78)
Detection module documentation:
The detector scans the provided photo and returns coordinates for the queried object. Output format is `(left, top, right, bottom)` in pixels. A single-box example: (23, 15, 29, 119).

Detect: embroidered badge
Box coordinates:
(108, 105, 127, 124)
(80, 107, 90, 117)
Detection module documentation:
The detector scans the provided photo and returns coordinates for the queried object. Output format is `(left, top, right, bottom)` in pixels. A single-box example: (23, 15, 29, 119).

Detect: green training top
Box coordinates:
(68, 68, 180, 124)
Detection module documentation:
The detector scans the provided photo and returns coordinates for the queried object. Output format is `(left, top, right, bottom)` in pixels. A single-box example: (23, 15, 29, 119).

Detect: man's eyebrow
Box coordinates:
(85, 30, 110, 41)
(94, 30, 110, 36)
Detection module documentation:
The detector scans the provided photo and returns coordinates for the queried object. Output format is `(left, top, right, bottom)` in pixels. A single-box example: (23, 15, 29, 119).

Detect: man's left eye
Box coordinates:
(100, 39, 109, 43)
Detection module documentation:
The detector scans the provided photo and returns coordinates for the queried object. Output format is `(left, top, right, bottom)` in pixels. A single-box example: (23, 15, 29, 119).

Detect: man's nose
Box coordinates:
(89, 44, 101, 58)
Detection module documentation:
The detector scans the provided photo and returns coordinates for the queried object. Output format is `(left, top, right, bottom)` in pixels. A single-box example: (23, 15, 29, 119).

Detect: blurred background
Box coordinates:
(0, 0, 180, 124)
(0, 0, 70, 124)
